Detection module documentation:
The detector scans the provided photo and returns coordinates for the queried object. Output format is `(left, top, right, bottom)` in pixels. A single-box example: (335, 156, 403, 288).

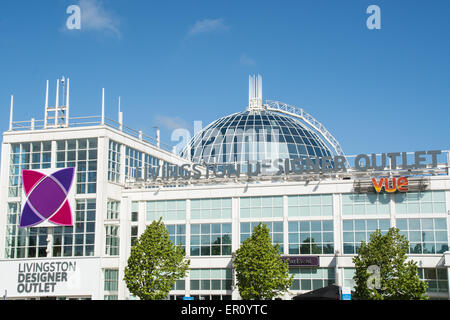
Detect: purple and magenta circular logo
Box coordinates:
(20, 168, 75, 228)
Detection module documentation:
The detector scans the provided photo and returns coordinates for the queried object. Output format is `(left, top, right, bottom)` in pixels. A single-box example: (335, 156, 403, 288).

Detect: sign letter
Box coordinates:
(372, 178, 384, 193)
(366, 5, 381, 30)
(66, 5, 81, 30)
(367, 265, 381, 289)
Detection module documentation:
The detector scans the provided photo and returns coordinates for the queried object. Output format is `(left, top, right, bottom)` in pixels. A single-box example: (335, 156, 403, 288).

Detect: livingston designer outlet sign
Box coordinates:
(0, 258, 100, 297)
(139, 150, 443, 181)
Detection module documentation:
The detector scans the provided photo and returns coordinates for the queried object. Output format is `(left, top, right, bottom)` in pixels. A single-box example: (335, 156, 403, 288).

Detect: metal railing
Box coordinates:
(265, 100, 348, 166)
(9, 115, 175, 152)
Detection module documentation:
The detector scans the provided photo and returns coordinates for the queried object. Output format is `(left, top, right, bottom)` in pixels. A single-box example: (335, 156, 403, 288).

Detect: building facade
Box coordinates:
(1, 77, 449, 300)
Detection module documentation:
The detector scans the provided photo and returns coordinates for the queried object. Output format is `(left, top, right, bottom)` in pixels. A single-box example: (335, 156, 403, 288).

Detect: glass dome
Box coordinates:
(180, 109, 333, 167)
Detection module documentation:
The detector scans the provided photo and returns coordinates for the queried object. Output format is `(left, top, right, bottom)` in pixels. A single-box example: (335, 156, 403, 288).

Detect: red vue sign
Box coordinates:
(371, 177, 409, 193)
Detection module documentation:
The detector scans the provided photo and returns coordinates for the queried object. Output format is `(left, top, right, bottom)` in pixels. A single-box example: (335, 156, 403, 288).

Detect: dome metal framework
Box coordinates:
(180, 75, 347, 169)
(180, 109, 334, 164)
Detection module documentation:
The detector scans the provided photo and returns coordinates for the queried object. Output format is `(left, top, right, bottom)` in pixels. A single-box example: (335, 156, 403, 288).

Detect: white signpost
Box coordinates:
(0, 257, 100, 298)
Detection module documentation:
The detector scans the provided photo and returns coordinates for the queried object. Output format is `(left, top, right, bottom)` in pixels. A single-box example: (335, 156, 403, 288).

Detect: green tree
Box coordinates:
(124, 218, 190, 300)
(352, 227, 428, 300)
(233, 223, 293, 299)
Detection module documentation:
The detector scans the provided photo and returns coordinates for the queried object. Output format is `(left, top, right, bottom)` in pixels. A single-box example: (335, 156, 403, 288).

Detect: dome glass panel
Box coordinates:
(180, 109, 333, 168)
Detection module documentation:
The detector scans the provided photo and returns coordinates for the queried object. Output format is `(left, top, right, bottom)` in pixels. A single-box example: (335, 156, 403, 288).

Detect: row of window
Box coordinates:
(108, 141, 183, 184)
(141, 191, 447, 222)
(103, 268, 232, 300)
(5, 200, 96, 259)
(9, 142, 52, 197)
(104, 266, 449, 300)
(112, 198, 450, 258)
(6, 213, 448, 260)
(9, 139, 98, 197)
(343, 268, 449, 294)
(160, 218, 449, 257)
(56, 139, 97, 194)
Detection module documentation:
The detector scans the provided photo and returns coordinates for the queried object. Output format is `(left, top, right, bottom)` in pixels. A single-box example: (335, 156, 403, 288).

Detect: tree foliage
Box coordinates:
(352, 227, 428, 300)
(233, 223, 293, 300)
(124, 218, 190, 300)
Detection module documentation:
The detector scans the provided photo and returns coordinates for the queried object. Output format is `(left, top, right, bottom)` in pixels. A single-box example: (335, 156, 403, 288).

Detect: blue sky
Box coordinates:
(0, 0, 449, 156)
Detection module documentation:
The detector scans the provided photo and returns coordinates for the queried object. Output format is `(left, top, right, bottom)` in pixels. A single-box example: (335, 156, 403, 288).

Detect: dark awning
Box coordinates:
(292, 284, 340, 300)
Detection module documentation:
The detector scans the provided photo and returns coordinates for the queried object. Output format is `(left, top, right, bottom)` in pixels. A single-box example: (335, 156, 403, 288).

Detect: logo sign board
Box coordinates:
(0, 258, 100, 298)
(20, 168, 75, 228)
(281, 256, 319, 267)
(133, 150, 443, 182)
(372, 177, 408, 193)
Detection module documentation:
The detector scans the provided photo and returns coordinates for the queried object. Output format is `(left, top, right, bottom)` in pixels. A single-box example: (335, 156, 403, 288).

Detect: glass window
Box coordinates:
(343, 268, 356, 290)
(240, 222, 284, 253)
(418, 268, 449, 294)
(125, 146, 142, 180)
(105, 225, 120, 256)
(104, 269, 119, 291)
(108, 140, 121, 183)
(288, 220, 334, 254)
(9, 141, 52, 197)
(240, 196, 283, 218)
(189, 269, 232, 291)
(288, 194, 333, 217)
(56, 139, 98, 194)
(167, 224, 186, 252)
(290, 267, 335, 291)
(130, 226, 138, 247)
(146, 200, 186, 221)
(342, 193, 390, 216)
(395, 191, 446, 214)
(190, 224, 232, 256)
(191, 198, 232, 220)
(107, 200, 120, 220)
(342, 219, 390, 254)
(6, 198, 95, 259)
(396, 218, 448, 254)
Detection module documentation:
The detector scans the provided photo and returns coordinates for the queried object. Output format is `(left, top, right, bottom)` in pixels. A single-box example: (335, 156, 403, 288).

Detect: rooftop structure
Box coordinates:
(1, 76, 450, 301)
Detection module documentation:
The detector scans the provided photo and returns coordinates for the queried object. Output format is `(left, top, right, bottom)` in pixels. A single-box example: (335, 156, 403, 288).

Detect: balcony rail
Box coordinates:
(9, 115, 174, 152)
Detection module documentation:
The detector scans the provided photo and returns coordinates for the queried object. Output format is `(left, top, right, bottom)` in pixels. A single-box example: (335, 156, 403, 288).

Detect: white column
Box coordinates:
(231, 197, 240, 253)
(120, 144, 126, 184)
(94, 136, 109, 258)
(185, 199, 191, 297)
(51, 141, 57, 169)
(283, 195, 289, 255)
(0, 142, 11, 258)
(390, 193, 396, 227)
(333, 193, 342, 286)
(118, 196, 130, 300)
(446, 190, 450, 301)
(231, 196, 240, 300)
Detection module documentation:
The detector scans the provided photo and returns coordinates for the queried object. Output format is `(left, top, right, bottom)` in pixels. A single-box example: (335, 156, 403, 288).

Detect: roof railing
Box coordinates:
(8, 115, 174, 152)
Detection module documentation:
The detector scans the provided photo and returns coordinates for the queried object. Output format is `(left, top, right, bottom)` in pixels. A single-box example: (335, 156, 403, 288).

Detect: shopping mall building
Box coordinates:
(1, 76, 449, 300)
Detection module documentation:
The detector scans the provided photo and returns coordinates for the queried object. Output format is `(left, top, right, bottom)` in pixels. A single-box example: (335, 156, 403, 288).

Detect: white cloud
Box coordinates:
(78, 0, 121, 37)
(187, 18, 229, 37)
(154, 115, 190, 131)
(240, 53, 256, 66)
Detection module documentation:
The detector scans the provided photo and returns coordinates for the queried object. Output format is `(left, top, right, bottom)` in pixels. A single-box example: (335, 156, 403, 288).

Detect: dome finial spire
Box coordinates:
(248, 74, 263, 111)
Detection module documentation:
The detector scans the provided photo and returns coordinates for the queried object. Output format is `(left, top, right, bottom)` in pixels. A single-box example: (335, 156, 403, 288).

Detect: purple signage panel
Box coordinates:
(282, 256, 319, 267)
(20, 168, 75, 228)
